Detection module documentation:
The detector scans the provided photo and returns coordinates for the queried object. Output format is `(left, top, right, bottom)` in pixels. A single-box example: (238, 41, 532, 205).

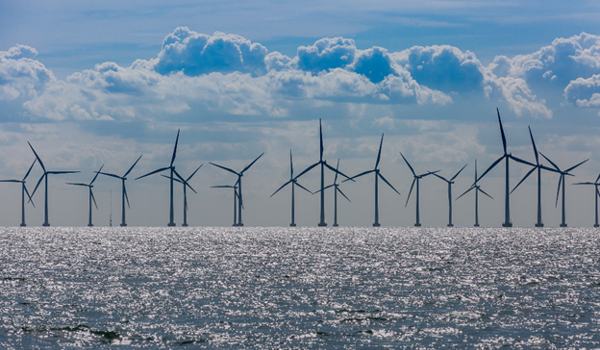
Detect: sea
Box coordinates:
(1, 226, 599, 349)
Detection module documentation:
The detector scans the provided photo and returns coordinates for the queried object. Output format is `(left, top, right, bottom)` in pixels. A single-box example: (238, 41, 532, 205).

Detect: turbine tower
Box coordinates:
(432, 164, 468, 227)
(29, 142, 80, 227)
(96, 155, 143, 227)
(400, 152, 439, 227)
(0, 159, 36, 226)
(345, 134, 400, 227)
(212, 183, 239, 226)
(270, 150, 312, 227)
(136, 130, 186, 226)
(161, 164, 202, 227)
(476, 109, 534, 227)
(210, 153, 264, 227)
(539, 152, 588, 227)
(456, 160, 494, 227)
(293, 119, 352, 227)
(573, 174, 600, 227)
(509, 126, 558, 227)
(314, 159, 350, 227)
(66, 165, 104, 227)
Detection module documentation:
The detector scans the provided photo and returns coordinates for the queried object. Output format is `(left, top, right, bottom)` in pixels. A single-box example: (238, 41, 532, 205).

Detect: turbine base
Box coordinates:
(289, 223, 296, 227)
(535, 223, 544, 227)
(88, 224, 93, 227)
(372, 223, 381, 227)
(182, 223, 188, 227)
(474, 224, 480, 227)
(447, 224, 454, 227)
(560, 223, 567, 227)
(318, 222, 327, 227)
(595, 224, 599, 228)
(43, 223, 50, 227)
(120, 223, 127, 227)
(502, 222, 512, 227)
(168, 223, 176, 227)
(333, 224, 338, 227)
(414, 223, 421, 227)
(20, 223, 26, 227)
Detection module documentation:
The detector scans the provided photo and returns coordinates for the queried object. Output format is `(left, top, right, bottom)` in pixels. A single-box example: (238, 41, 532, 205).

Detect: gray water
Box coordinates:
(1, 227, 599, 349)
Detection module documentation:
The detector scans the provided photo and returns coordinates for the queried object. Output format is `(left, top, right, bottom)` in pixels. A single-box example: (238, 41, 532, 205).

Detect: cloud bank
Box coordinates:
(2, 29, 600, 125)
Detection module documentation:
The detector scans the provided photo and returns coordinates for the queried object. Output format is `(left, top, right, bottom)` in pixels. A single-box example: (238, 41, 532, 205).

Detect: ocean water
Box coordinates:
(1, 227, 599, 349)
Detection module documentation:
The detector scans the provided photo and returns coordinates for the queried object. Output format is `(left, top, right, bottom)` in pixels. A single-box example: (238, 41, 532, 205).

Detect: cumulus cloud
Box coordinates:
(0, 45, 55, 101)
(296, 37, 356, 73)
(564, 74, 600, 107)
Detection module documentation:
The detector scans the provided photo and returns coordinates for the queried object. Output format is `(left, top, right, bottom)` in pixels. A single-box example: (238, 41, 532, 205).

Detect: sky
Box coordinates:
(2, 0, 600, 227)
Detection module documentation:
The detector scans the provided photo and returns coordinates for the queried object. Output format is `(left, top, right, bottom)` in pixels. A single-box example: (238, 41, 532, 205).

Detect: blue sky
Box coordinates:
(1, 0, 600, 227)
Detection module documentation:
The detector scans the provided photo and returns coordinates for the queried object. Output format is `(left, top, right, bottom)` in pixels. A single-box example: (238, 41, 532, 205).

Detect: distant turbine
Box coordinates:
(539, 152, 588, 227)
(509, 126, 558, 227)
(136, 130, 187, 226)
(96, 155, 143, 227)
(573, 174, 600, 227)
(212, 183, 240, 226)
(161, 164, 202, 227)
(210, 153, 264, 227)
(476, 109, 534, 227)
(66, 165, 104, 227)
(314, 159, 350, 227)
(432, 164, 468, 227)
(400, 152, 439, 227)
(0, 159, 37, 226)
(345, 134, 400, 227)
(270, 150, 312, 227)
(293, 119, 352, 226)
(29, 142, 80, 227)
(456, 160, 494, 227)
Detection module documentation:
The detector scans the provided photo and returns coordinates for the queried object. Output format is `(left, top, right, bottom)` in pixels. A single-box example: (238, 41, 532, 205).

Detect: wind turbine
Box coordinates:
(270, 150, 312, 227)
(432, 164, 468, 227)
(539, 152, 588, 227)
(573, 174, 600, 227)
(313, 159, 350, 227)
(344, 134, 400, 226)
(29, 142, 80, 227)
(212, 183, 239, 226)
(210, 153, 264, 227)
(293, 119, 352, 226)
(456, 160, 494, 227)
(476, 109, 534, 227)
(96, 155, 142, 227)
(400, 152, 439, 227)
(66, 165, 104, 227)
(509, 126, 558, 227)
(136, 130, 187, 226)
(0, 159, 36, 226)
(161, 164, 202, 227)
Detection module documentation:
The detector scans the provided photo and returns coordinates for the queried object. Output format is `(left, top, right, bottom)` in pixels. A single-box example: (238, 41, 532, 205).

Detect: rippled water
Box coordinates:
(1, 227, 600, 348)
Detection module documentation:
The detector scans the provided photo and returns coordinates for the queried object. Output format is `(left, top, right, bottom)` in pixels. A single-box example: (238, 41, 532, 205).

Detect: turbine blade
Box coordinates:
(400, 152, 417, 177)
(422, 170, 440, 177)
(270, 180, 292, 198)
(135, 167, 169, 180)
(476, 156, 504, 183)
(66, 182, 89, 187)
(209, 162, 239, 176)
(293, 162, 319, 180)
(450, 163, 468, 182)
(124, 185, 130, 208)
(124, 154, 143, 177)
(528, 126, 539, 165)
(572, 182, 594, 185)
(294, 181, 312, 194)
(431, 172, 448, 183)
(497, 108, 507, 155)
(596, 173, 600, 184)
(337, 187, 351, 202)
(556, 175, 562, 208)
(319, 119, 324, 162)
(27, 142, 45, 172)
(170, 129, 180, 167)
(48, 171, 80, 175)
(333, 159, 340, 184)
(313, 184, 335, 194)
(539, 152, 560, 172)
(242, 153, 264, 174)
(405, 178, 416, 207)
(456, 186, 475, 200)
(324, 162, 352, 181)
(509, 155, 534, 167)
(24, 185, 35, 208)
(478, 187, 494, 200)
(97, 172, 122, 180)
(510, 166, 536, 194)
(91, 190, 98, 210)
(375, 133, 384, 169)
(474, 159, 478, 182)
(187, 164, 203, 181)
(90, 164, 104, 185)
(378, 173, 400, 195)
(31, 174, 45, 199)
(565, 159, 589, 173)
(23, 159, 37, 181)
(289, 149, 293, 178)
(212, 185, 234, 188)
(161, 174, 183, 184)
(343, 169, 374, 183)
(172, 168, 187, 184)
(0, 179, 22, 183)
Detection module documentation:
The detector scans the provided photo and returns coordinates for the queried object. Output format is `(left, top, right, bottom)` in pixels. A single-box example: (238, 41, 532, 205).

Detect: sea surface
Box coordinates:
(1, 227, 599, 349)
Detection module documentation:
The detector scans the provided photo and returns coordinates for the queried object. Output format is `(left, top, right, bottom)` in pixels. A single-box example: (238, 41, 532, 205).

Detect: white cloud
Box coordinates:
(0, 45, 55, 101)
